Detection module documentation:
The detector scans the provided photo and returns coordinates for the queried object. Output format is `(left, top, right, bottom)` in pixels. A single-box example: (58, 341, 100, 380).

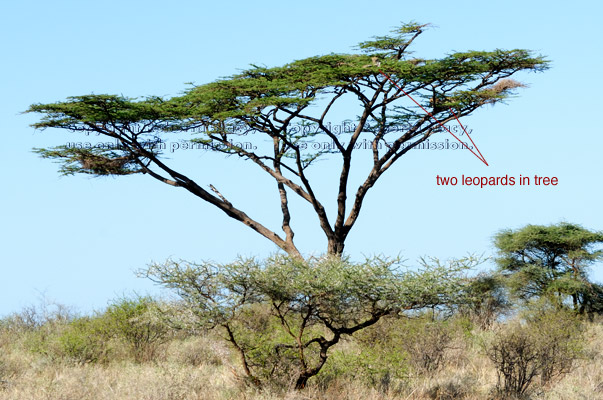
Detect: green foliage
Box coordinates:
(19, 296, 169, 364)
(358, 314, 466, 375)
(495, 222, 603, 273)
(103, 295, 170, 363)
(23, 315, 111, 364)
(357, 22, 425, 51)
(317, 313, 469, 393)
(458, 272, 510, 329)
(33, 147, 144, 176)
(25, 22, 549, 257)
(317, 342, 408, 393)
(27, 94, 169, 130)
(141, 254, 477, 390)
(494, 222, 603, 314)
(26, 22, 548, 179)
(224, 302, 312, 385)
(55, 317, 111, 364)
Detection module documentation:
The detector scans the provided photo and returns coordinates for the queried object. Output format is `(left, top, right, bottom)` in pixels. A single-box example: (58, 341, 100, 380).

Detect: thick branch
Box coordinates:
(128, 139, 302, 256)
(273, 137, 298, 254)
(223, 323, 261, 388)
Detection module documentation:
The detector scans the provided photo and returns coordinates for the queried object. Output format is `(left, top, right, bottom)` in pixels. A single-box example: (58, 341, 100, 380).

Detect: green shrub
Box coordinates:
(19, 296, 170, 364)
(55, 316, 110, 364)
(23, 315, 110, 364)
(318, 341, 408, 392)
(355, 314, 462, 376)
(316, 313, 468, 393)
(103, 295, 170, 363)
(228, 303, 304, 387)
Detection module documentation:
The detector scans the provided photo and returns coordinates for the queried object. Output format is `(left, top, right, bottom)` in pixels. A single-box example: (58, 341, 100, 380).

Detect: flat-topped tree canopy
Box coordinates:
(494, 222, 603, 315)
(27, 22, 548, 257)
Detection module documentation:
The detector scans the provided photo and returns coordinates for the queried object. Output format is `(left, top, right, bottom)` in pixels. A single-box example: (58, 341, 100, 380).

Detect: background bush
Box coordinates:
(103, 295, 170, 363)
(484, 305, 584, 397)
(18, 296, 170, 365)
(55, 316, 111, 364)
(317, 340, 408, 393)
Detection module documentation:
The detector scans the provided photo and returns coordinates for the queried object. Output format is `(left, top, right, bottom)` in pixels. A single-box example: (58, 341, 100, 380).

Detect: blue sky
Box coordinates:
(2, 0, 603, 316)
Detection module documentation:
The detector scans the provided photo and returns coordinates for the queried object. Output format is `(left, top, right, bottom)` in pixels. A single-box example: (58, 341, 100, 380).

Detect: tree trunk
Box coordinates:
(572, 293, 578, 312)
(327, 239, 345, 257)
(295, 374, 310, 390)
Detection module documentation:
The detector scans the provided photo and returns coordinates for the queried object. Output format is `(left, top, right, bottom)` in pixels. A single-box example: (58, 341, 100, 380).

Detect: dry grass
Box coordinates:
(0, 319, 601, 399)
(537, 322, 603, 400)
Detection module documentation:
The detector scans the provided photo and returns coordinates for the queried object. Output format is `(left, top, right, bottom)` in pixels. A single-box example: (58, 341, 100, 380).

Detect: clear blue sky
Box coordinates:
(2, 0, 603, 316)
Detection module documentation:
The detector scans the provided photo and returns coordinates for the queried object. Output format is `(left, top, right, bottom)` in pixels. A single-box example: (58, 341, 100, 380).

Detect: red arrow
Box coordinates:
(379, 70, 489, 166)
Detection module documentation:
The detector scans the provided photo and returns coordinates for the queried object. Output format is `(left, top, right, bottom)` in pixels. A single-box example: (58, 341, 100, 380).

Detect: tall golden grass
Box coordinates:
(0, 310, 601, 399)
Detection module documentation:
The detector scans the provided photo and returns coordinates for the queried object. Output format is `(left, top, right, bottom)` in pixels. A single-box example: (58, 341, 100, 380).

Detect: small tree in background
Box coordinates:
(494, 222, 603, 315)
(141, 255, 477, 390)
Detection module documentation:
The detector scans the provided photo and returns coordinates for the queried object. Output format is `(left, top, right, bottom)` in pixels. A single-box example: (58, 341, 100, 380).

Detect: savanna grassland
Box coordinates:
(1, 296, 602, 400)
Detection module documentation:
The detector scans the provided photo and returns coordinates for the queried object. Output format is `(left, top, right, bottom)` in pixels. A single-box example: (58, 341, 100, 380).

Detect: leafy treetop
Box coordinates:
(494, 222, 603, 314)
(27, 22, 549, 257)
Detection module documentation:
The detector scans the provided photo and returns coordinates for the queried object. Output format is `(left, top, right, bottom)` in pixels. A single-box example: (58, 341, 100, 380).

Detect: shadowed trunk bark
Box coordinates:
(327, 239, 345, 257)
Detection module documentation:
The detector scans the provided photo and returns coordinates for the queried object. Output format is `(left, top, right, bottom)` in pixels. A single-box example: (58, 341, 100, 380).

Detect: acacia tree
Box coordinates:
(27, 23, 548, 257)
(494, 222, 603, 314)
